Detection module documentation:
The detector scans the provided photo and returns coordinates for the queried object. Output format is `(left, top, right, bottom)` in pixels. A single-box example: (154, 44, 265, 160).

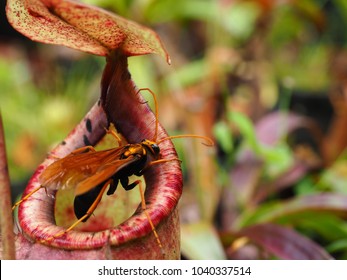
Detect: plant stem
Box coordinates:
(0, 112, 16, 259)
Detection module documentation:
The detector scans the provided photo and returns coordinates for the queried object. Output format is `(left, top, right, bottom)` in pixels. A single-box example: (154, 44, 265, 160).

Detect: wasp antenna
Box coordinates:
(157, 135, 214, 146)
(136, 88, 159, 142)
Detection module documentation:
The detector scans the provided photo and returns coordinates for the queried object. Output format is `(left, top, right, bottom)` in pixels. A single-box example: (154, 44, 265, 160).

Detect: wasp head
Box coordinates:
(141, 139, 160, 159)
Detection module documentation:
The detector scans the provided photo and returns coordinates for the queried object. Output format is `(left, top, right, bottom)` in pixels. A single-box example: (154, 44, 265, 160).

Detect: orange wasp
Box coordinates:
(12, 88, 213, 248)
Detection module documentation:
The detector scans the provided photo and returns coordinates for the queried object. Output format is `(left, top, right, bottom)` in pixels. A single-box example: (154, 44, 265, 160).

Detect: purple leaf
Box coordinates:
(240, 223, 333, 259)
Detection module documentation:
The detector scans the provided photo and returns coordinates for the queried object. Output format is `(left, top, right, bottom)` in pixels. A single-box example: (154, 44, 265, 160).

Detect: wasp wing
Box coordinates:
(39, 146, 131, 192)
(73, 155, 138, 196)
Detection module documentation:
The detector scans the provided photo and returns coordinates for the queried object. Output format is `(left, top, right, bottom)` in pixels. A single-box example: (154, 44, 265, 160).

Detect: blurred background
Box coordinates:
(2, 0, 347, 259)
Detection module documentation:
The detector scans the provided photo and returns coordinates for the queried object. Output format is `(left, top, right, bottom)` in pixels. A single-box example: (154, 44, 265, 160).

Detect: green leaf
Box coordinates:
(221, 1, 260, 41)
(295, 214, 347, 242)
(181, 221, 226, 260)
(213, 121, 233, 154)
(228, 111, 261, 155)
(238, 194, 347, 228)
(144, 0, 217, 23)
(326, 239, 347, 254)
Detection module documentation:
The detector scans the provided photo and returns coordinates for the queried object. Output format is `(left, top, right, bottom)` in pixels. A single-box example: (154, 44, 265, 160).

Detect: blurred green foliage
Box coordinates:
(0, 53, 104, 181)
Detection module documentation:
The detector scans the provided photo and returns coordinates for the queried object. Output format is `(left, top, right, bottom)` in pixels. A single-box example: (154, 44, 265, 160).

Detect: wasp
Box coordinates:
(12, 88, 213, 249)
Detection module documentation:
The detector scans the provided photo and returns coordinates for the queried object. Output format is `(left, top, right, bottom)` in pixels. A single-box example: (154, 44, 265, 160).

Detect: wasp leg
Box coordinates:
(149, 158, 182, 166)
(12, 186, 46, 211)
(47, 153, 61, 160)
(44, 179, 110, 242)
(137, 158, 182, 175)
(106, 178, 119, 195)
(136, 180, 164, 255)
(120, 176, 138, 191)
(119, 177, 164, 255)
(70, 146, 96, 155)
(104, 128, 122, 146)
(46, 146, 95, 160)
